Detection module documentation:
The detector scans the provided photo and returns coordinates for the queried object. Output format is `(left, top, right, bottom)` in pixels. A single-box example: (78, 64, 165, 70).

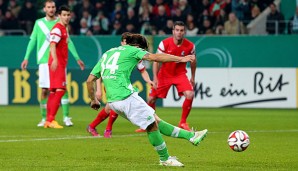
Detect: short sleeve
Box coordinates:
(191, 44, 195, 55)
(157, 41, 165, 53)
(137, 60, 145, 72)
(134, 47, 148, 61)
(90, 60, 102, 78)
(50, 27, 61, 43)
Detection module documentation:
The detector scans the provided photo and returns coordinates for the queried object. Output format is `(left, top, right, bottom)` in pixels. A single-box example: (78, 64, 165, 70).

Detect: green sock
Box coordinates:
(40, 98, 47, 120)
(61, 91, 69, 119)
(158, 120, 194, 140)
(147, 130, 169, 161)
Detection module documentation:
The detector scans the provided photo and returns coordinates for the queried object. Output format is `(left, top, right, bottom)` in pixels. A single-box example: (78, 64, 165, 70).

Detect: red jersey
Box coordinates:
(157, 37, 195, 77)
(48, 23, 68, 67)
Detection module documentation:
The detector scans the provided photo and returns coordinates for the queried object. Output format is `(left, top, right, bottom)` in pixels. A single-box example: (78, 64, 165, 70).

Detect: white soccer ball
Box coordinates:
(227, 130, 250, 152)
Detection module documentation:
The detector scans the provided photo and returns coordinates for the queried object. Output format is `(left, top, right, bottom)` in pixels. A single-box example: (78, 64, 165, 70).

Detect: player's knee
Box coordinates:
(41, 89, 48, 98)
(185, 91, 194, 99)
(148, 96, 157, 104)
(146, 121, 158, 132)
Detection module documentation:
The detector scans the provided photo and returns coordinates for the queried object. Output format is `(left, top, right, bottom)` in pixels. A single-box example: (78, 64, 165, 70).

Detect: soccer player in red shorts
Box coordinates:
(137, 21, 197, 132)
(44, 5, 71, 128)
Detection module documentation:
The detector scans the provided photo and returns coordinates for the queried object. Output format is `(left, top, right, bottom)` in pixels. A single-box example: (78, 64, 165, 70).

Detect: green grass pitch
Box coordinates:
(0, 106, 297, 171)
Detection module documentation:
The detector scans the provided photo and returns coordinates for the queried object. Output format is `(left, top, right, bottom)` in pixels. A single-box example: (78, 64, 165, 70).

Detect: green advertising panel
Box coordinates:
(1, 35, 298, 68)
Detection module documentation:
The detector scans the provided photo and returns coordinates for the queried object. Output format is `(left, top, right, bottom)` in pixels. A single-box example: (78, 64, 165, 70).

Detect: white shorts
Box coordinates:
(39, 64, 50, 88)
(108, 92, 155, 130)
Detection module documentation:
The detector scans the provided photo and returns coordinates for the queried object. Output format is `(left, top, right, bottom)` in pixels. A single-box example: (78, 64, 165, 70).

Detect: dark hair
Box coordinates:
(121, 32, 132, 42)
(173, 21, 185, 29)
(58, 5, 70, 14)
(126, 34, 148, 50)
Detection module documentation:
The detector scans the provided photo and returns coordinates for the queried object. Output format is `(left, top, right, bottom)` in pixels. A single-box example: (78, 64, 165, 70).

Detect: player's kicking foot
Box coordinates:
(135, 128, 146, 133)
(87, 126, 99, 136)
(190, 129, 208, 146)
(37, 119, 46, 127)
(160, 156, 184, 167)
(44, 120, 63, 129)
(178, 122, 191, 131)
(104, 130, 112, 138)
(63, 117, 73, 127)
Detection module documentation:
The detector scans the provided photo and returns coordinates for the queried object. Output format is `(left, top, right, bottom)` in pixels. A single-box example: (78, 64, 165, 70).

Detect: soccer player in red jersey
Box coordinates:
(44, 5, 71, 128)
(137, 21, 196, 132)
(87, 32, 156, 137)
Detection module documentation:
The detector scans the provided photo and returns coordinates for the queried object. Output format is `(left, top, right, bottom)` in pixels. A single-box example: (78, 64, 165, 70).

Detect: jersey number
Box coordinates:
(101, 52, 120, 75)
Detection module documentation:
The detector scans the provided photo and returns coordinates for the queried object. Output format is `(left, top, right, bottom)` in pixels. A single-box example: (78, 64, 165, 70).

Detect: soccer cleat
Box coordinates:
(44, 120, 63, 129)
(63, 117, 73, 127)
(87, 126, 99, 136)
(37, 119, 46, 127)
(190, 129, 208, 146)
(160, 156, 184, 167)
(178, 122, 191, 131)
(104, 130, 112, 138)
(135, 128, 146, 133)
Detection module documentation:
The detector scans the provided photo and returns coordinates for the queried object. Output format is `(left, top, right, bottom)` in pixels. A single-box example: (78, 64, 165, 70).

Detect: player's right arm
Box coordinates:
(95, 78, 103, 101)
(21, 21, 38, 70)
(143, 53, 195, 63)
(87, 61, 102, 110)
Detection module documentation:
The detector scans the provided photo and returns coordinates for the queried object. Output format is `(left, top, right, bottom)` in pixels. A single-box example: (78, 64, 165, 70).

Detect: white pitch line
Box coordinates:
(0, 130, 297, 143)
(0, 133, 145, 143)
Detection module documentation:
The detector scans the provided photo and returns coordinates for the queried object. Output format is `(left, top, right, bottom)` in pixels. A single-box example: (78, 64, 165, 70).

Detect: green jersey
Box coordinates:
(91, 45, 148, 102)
(24, 17, 80, 64)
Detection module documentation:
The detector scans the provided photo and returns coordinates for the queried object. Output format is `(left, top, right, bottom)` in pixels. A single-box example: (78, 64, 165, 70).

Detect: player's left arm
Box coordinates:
(137, 60, 156, 88)
(68, 38, 85, 70)
(190, 45, 197, 87)
(140, 69, 157, 89)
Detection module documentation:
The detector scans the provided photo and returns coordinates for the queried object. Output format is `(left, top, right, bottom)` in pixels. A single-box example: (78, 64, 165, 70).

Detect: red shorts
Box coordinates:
(49, 65, 67, 90)
(149, 74, 193, 98)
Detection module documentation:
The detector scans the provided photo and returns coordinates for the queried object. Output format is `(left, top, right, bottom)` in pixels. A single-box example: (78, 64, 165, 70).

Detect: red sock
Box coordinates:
(89, 108, 109, 128)
(106, 110, 118, 131)
(148, 102, 156, 110)
(46, 92, 55, 122)
(47, 90, 65, 122)
(180, 98, 193, 124)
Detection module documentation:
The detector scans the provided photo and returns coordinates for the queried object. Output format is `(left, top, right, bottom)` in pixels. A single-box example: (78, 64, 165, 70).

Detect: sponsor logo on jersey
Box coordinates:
(181, 51, 185, 56)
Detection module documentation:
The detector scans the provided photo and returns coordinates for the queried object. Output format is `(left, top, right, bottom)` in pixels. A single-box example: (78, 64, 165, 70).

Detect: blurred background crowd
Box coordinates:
(0, 0, 297, 36)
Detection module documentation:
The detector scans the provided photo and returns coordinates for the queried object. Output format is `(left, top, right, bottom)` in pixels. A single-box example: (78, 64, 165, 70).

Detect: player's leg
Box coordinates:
(109, 93, 183, 167)
(175, 76, 194, 131)
(104, 109, 118, 138)
(38, 64, 50, 127)
(87, 107, 110, 136)
(135, 91, 157, 133)
(44, 67, 66, 128)
(154, 114, 207, 146)
(38, 88, 48, 127)
(61, 90, 73, 126)
(44, 89, 65, 128)
(147, 87, 158, 109)
(178, 90, 194, 130)
(135, 81, 171, 133)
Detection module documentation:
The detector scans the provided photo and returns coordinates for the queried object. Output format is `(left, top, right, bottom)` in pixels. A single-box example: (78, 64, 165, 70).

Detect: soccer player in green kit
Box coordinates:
(21, 0, 85, 127)
(86, 34, 208, 167)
